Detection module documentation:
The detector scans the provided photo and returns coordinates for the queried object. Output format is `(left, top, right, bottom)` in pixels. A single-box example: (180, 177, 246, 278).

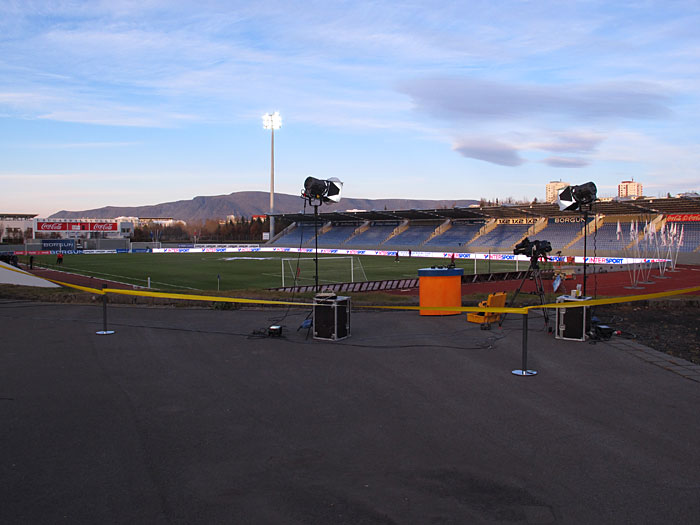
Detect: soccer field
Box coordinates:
(29, 252, 525, 291)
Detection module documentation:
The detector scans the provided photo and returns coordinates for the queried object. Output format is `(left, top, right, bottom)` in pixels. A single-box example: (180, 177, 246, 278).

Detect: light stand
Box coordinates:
(556, 182, 597, 297)
(314, 202, 320, 292)
(499, 255, 550, 329)
(582, 205, 590, 296)
(300, 177, 343, 294)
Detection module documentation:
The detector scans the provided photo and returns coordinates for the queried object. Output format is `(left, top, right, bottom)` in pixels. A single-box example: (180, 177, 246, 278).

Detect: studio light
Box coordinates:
(300, 176, 344, 293)
(556, 181, 598, 297)
(302, 177, 343, 204)
(557, 181, 597, 211)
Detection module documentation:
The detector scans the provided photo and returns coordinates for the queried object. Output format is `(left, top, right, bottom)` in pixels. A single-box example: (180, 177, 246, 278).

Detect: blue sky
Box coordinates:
(1, 0, 699, 217)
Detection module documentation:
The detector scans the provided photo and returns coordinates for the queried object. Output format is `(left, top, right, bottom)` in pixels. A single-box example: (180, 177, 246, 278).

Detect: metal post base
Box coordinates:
(96, 330, 115, 335)
(512, 369, 538, 376)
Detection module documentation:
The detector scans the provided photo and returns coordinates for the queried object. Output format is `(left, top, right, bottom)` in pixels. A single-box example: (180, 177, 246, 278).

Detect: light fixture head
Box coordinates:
(302, 177, 343, 204)
(262, 111, 282, 130)
(557, 181, 597, 211)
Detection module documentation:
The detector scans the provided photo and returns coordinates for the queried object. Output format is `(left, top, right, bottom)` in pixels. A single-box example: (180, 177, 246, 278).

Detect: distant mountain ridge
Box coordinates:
(50, 191, 479, 223)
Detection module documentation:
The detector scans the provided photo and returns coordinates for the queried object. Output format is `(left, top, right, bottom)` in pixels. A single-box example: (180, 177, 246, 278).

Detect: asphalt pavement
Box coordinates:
(2, 301, 699, 524)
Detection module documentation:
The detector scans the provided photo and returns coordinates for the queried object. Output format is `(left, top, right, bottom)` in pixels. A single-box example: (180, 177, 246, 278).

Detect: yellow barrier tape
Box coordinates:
(1, 265, 32, 276)
(533, 285, 700, 310)
(46, 278, 106, 294)
(21, 271, 700, 315)
(101, 287, 530, 312)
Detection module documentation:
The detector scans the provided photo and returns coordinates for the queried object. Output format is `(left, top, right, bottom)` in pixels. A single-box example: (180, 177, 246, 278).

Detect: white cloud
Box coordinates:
(453, 138, 523, 167)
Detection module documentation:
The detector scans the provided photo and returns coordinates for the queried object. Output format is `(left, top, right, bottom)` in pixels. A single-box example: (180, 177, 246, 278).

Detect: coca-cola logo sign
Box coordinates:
(37, 221, 118, 231)
(93, 223, 117, 231)
(38, 222, 66, 231)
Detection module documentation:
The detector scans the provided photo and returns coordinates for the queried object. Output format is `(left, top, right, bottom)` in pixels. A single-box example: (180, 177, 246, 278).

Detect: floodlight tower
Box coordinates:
(262, 112, 282, 239)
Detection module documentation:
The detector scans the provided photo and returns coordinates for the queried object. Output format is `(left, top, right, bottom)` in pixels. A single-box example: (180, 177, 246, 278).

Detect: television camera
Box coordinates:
(514, 237, 552, 269)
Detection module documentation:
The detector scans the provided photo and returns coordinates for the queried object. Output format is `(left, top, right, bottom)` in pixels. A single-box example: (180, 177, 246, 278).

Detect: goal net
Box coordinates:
(281, 256, 368, 287)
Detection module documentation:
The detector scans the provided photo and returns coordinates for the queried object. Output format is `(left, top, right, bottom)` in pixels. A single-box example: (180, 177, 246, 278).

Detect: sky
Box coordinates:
(1, 0, 699, 217)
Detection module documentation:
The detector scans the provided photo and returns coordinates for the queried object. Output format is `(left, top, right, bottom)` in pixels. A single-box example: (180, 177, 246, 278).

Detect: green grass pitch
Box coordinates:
(28, 252, 525, 291)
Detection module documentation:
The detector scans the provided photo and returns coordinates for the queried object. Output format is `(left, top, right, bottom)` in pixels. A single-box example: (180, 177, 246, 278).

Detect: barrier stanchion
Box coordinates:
(96, 285, 115, 335)
(512, 312, 537, 376)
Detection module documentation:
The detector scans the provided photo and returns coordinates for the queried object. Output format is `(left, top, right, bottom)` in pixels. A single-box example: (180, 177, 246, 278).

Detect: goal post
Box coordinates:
(281, 256, 367, 287)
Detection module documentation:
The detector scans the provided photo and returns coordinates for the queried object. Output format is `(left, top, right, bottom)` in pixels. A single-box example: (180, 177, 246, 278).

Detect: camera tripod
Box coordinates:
(499, 259, 550, 328)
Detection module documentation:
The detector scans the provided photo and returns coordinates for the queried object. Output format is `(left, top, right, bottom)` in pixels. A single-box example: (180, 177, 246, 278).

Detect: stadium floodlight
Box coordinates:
(302, 177, 343, 204)
(262, 112, 282, 239)
(557, 181, 597, 211)
(556, 181, 598, 297)
(262, 112, 282, 130)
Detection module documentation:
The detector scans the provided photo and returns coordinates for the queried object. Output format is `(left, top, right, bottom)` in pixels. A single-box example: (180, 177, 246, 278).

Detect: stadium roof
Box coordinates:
(0, 213, 37, 220)
(274, 196, 700, 223)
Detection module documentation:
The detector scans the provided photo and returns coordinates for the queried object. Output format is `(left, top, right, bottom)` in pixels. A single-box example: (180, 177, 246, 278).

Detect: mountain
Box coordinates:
(50, 191, 479, 223)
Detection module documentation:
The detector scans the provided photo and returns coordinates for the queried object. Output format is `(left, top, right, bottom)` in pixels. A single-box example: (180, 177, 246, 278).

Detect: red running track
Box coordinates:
(391, 264, 700, 298)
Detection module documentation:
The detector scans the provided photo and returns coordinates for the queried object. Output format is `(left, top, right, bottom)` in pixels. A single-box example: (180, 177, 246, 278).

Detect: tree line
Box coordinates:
(131, 217, 291, 243)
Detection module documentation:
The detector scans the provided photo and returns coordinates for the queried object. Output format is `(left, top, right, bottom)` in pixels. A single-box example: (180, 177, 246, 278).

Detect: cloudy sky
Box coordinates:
(1, 0, 699, 216)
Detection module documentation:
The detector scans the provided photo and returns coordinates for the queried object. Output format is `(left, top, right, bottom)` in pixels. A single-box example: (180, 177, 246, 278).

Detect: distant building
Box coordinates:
(545, 181, 570, 203)
(0, 213, 37, 242)
(133, 217, 184, 227)
(618, 180, 643, 198)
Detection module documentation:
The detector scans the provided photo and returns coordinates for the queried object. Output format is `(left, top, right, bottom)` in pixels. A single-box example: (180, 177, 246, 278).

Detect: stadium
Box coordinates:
(6, 2, 700, 522)
(4, 183, 700, 525)
(3, 184, 700, 524)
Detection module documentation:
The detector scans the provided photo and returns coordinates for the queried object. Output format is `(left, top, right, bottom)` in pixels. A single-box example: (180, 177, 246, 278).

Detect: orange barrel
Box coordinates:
(418, 267, 464, 316)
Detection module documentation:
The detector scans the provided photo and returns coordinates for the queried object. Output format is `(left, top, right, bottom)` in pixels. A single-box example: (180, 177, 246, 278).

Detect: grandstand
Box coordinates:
(344, 222, 398, 246)
(467, 223, 531, 252)
(424, 220, 484, 248)
(271, 197, 700, 262)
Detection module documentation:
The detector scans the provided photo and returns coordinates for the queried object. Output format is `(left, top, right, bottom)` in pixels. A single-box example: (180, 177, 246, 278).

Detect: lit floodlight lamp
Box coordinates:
(262, 111, 282, 130)
(302, 177, 343, 204)
(557, 181, 597, 211)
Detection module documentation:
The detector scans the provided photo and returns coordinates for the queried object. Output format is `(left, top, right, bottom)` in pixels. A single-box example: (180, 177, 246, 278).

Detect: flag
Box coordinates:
(616, 221, 621, 241)
(679, 225, 684, 246)
(661, 225, 667, 246)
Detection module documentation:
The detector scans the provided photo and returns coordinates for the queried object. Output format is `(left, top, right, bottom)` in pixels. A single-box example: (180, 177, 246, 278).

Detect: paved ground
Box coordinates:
(2, 302, 700, 524)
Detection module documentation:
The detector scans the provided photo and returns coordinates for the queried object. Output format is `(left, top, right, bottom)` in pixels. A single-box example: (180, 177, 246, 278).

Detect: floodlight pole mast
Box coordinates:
(262, 112, 281, 240)
(270, 127, 275, 239)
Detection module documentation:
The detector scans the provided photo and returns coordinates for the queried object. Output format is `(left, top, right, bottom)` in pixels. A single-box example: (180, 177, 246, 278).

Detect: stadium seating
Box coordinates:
(424, 222, 484, 248)
(469, 224, 530, 251)
(270, 224, 319, 246)
(537, 219, 587, 252)
(383, 225, 436, 246)
(315, 225, 358, 246)
(671, 222, 700, 252)
(344, 223, 398, 246)
(268, 215, 700, 256)
(568, 221, 642, 252)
